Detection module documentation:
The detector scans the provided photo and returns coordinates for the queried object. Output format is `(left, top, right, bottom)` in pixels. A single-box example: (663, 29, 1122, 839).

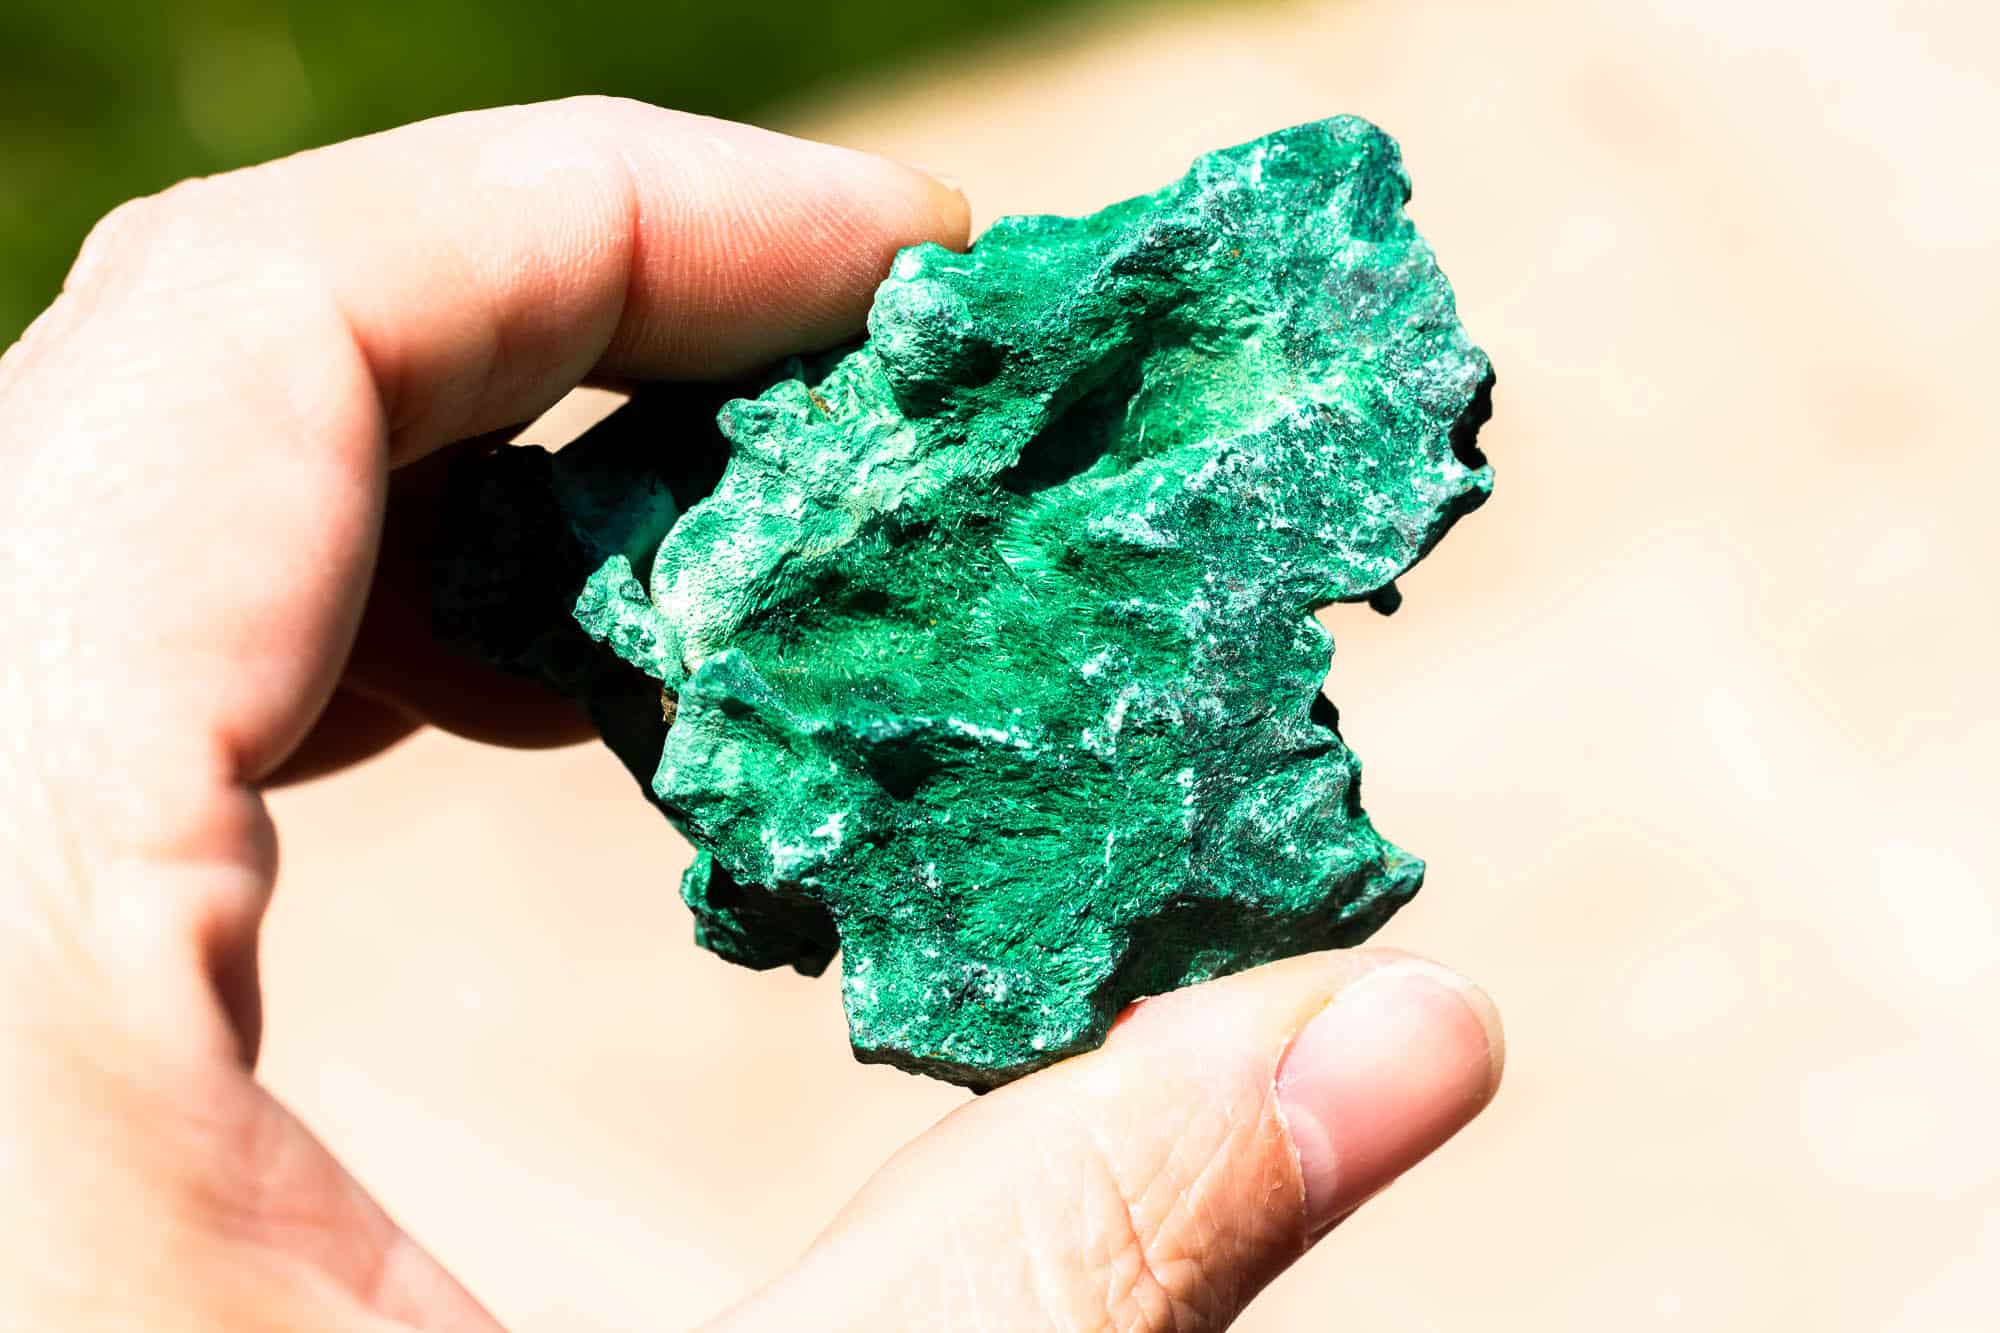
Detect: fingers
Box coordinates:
(0, 97, 967, 1207)
(57, 96, 971, 461)
(713, 949, 1503, 1333)
(1, 97, 967, 798)
(0, 101, 968, 1333)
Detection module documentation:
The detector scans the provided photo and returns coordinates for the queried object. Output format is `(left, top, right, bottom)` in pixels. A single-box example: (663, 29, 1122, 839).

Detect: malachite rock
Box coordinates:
(435, 117, 1494, 1088)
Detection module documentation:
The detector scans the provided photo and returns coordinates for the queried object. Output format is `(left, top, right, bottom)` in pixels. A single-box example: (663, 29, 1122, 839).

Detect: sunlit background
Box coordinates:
(10, 1, 1997, 1330)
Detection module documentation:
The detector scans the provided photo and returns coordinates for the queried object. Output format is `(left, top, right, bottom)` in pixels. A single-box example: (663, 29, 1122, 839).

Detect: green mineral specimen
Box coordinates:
(435, 117, 1494, 1087)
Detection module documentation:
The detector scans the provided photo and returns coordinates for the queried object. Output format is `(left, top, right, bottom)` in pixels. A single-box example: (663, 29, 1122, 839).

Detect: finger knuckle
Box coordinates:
(71, 176, 236, 290)
(91, 177, 214, 247)
(69, 197, 151, 288)
(553, 91, 656, 123)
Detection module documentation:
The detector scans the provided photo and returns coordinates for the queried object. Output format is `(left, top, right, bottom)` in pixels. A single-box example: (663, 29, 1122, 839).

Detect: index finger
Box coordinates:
(2, 96, 968, 797)
(55, 95, 970, 461)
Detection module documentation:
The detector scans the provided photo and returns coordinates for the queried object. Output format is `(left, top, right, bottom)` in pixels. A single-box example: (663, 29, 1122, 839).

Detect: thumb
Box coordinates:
(712, 948, 1503, 1333)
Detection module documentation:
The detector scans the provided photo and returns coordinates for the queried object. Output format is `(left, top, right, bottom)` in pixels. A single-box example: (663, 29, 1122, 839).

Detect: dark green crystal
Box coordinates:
(436, 117, 1493, 1087)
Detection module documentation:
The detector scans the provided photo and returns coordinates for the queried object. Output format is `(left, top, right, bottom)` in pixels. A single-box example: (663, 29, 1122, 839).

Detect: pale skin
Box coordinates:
(0, 98, 1504, 1331)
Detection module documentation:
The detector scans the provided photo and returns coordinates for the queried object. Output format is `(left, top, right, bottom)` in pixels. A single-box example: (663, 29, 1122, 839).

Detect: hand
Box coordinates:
(0, 97, 1503, 1331)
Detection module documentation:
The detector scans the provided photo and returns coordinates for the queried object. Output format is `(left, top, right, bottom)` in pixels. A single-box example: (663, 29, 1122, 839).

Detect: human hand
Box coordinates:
(0, 97, 1503, 1331)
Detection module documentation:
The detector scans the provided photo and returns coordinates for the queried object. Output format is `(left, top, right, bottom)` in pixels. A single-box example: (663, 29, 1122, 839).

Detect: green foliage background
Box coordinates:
(0, 0, 1095, 346)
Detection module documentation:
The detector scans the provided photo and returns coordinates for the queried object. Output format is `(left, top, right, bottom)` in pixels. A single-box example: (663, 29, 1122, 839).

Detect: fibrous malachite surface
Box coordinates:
(435, 117, 1494, 1088)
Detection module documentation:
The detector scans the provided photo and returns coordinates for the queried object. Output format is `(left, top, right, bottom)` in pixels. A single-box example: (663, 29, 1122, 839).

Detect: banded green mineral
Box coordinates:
(435, 117, 1494, 1087)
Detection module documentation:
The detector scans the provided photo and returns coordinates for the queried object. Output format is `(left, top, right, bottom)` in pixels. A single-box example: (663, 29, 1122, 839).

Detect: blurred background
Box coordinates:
(10, 0, 1997, 1329)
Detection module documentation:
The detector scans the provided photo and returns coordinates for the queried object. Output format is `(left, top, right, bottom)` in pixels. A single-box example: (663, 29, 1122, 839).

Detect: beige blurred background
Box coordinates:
(260, 1, 2000, 1328)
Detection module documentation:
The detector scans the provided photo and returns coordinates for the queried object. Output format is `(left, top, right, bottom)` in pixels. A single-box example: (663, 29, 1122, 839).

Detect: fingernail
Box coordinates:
(1276, 959, 1503, 1236)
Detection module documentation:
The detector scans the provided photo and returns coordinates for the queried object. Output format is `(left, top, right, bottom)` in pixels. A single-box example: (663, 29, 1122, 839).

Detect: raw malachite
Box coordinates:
(435, 117, 1494, 1087)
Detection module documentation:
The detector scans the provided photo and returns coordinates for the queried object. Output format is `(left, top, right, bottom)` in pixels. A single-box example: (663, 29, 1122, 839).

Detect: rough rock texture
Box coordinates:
(435, 117, 1494, 1088)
